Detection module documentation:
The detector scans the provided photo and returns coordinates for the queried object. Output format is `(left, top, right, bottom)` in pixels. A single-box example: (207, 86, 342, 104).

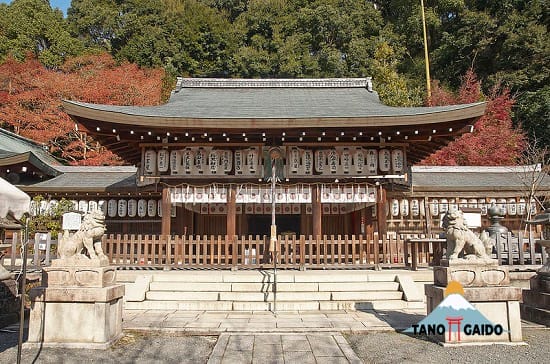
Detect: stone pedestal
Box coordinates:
(521, 271, 550, 327)
(426, 259, 524, 345)
(27, 260, 124, 349)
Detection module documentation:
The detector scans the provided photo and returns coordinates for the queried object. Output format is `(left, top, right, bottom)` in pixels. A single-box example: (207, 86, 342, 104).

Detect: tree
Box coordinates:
(420, 71, 526, 165)
(0, 53, 165, 165)
(0, 0, 84, 68)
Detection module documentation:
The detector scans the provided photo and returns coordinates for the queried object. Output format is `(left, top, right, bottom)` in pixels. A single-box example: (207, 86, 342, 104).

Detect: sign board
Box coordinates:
(62, 212, 82, 231)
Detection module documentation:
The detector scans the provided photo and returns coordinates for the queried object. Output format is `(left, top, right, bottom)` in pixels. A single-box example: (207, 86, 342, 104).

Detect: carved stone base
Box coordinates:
(434, 260, 510, 287)
(425, 284, 523, 344)
(27, 265, 124, 349)
(43, 265, 117, 288)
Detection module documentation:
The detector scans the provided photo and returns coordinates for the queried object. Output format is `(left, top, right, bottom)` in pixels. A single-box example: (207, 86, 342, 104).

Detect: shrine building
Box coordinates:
(54, 77, 489, 239)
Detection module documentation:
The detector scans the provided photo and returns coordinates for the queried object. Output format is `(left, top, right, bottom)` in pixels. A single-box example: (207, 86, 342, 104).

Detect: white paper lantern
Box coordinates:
(88, 200, 98, 212)
(170, 150, 181, 175)
(391, 199, 400, 217)
(98, 200, 107, 215)
(48, 199, 59, 214)
(517, 198, 526, 215)
(430, 199, 439, 216)
(208, 150, 219, 173)
(400, 199, 409, 216)
(144, 149, 157, 174)
(354, 148, 364, 174)
(328, 149, 338, 173)
(221, 150, 232, 172)
(234, 150, 243, 174)
(303, 150, 313, 174)
(366, 149, 378, 174)
(195, 148, 205, 173)
(107, 199, 117, 217)
(70, 200, 79, 211)
(78, 200, 88, 213)
(247, 148, 259, 173)
(468, 199, 478, 208)
(290, 148, 300, 173)
(378, 149, 391, 172)
(508, 198, 517, 216)
(439, 199, 449, 214)
(118, 199, 127, 217)
(411, 199, 420, 216)
(128, 199, 137, 217)
(341, 148, 351, 174)
(459, 199, 468, 209)
(183, 149, 193, 173)
(391, 149, 404, 173)
(137, 199, 147, 217)
(157, 149, 169, 172)
(315, 150, 326, 173)
(419, 199, 425, 216)
(449, 199, 458, 212)
(497, 198, 508, 215)
(478, 199, 487, 215)
(157, 200, 163, 217)
(147, 200, 157, 217)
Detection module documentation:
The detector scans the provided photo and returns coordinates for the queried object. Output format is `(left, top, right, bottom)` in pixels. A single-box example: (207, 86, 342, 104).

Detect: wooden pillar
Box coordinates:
(376, 186, 387, 236)
(312, 185, 322, 238)
(161, 187, 171, 236)
(227, 185, 237, 240)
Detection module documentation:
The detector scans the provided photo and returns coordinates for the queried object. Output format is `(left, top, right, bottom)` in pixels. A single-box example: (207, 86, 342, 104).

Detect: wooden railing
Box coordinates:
(1, 233, 545, 270)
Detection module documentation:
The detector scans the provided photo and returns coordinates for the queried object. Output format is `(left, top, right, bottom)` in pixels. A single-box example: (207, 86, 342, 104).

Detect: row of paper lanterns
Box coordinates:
(382, 198, 537, 217)
(144, 147, 405, 175)
(31, 199, 174, 218)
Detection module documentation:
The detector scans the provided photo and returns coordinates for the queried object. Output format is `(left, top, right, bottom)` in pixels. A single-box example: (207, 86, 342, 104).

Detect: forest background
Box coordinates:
(0, 0, 547, 166)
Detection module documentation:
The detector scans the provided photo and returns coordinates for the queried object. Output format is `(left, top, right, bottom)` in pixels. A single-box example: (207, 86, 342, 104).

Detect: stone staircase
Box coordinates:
(120, 270, 426, 311)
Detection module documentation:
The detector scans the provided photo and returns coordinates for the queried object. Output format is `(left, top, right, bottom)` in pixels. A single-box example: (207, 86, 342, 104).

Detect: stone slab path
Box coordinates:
(123, 309, 426, 333)
(207, 333, 362, 364)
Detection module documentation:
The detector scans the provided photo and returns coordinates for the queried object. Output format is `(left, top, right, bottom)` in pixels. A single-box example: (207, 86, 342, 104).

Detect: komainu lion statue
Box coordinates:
(442, 210, 492, 261)
(58, 210, 107, 262)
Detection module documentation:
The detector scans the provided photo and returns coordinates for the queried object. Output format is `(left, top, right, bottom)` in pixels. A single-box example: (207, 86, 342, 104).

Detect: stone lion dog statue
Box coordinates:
(442, 210, 492, 260)
(58, 210, 107, 262)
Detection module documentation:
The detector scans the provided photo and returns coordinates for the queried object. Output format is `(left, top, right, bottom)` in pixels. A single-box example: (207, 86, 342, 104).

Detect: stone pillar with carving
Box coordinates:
(27, 211, 125, 349)
(425, 209, 524, 344)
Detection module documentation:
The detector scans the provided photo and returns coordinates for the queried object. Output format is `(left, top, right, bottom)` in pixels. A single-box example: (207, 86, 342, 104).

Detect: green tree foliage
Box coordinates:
(25, 196, 74, 239)
(0, 0, 84, 68)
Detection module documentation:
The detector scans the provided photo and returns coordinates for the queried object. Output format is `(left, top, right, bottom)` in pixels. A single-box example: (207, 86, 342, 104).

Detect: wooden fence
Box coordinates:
(1, 233, 546, 270)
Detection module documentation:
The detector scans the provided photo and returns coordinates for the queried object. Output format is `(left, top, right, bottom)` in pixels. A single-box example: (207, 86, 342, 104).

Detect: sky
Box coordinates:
(0, 1, 71, 16)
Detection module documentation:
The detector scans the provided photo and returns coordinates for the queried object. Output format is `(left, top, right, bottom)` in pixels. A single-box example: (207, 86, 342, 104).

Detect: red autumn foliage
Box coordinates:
(421, 70, 526, 166)
(0, 53, 164, 165)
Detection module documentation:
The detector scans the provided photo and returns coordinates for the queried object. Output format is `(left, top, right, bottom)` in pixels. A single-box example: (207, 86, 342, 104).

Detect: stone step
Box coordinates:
(147, 271, 400, 283)
(320, 300, 425, 311)
(331, 291, 403, 301)
(520, 304, 550, 327)
(148, 281, 400, 292)
(219, 291, 332, 302)
(146, 291, 220, 301)
(125, 299, 420, 311)
(522, 290, 550, 309)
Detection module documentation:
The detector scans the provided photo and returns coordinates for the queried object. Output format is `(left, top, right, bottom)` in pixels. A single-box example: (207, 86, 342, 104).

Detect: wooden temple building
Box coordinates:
(2, 78, 548, 238)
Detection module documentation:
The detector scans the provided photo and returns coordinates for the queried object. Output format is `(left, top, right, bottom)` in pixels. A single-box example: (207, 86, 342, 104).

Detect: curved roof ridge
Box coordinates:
(175, 77, 373, 91)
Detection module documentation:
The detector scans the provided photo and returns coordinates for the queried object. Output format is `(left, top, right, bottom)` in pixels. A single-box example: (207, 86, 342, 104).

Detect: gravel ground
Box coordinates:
(346, 327, 550, 364)
(0, 329, 217, 364)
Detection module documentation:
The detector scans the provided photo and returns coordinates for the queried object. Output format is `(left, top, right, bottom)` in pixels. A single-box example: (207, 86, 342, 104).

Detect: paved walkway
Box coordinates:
(121, 308, 426, 363)
(207, 333, 362, 364)
(122, 308, 426, 334)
